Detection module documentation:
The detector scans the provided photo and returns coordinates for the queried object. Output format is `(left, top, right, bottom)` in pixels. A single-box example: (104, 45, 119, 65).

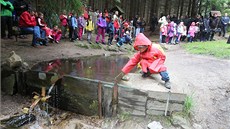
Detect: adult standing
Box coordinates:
(209, 13, 219, 41)
(150, 13, 158, 33)
(18, 8, 46, 47)
(13, 0, 28, 22)
(221, 13, 230, 37)
(1, 0, 14, 39)
(158, 16, 167, 43)
(92, 9, 99, 33)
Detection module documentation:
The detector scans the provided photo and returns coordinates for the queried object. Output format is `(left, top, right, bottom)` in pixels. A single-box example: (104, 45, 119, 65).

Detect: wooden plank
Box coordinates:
(112, 80, 118, 116)
(98, 81, 102, 119)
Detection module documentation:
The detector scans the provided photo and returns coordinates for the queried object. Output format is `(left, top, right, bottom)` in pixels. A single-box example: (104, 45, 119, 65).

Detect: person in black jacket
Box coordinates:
(209, 13, 220, 41)
(13, 0, 28, 22)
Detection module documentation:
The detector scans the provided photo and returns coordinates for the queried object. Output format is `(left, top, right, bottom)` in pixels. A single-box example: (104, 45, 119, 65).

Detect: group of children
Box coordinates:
(58, 9, 133, 47)
(159, 16, 197, 44)
(36, 12, 62, 44)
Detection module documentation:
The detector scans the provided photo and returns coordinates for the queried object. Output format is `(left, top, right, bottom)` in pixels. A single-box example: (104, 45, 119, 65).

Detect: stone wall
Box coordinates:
(1, 70, 186, 117)
(118, 86, 186, 116)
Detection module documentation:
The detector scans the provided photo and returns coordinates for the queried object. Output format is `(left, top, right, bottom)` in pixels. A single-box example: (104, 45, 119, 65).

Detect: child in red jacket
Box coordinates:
(51, 25, 62, 43)
(116, 33, 171, 89)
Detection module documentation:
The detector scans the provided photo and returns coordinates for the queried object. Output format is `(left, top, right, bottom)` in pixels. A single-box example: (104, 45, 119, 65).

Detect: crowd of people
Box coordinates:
(155, 13, 230, 44)
(1, 0, 229, 48)
(1, 0, 147, 48)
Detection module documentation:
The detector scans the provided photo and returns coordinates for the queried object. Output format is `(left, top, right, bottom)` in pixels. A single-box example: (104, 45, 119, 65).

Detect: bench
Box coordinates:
(12, 26, 33, 42)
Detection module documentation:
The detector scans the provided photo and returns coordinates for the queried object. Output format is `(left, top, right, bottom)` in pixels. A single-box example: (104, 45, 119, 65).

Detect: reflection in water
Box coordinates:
(31, 55, 135, 82)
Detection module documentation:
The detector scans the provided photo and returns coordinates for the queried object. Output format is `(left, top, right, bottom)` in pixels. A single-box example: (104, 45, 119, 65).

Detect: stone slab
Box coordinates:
(120, 73, 186, 103)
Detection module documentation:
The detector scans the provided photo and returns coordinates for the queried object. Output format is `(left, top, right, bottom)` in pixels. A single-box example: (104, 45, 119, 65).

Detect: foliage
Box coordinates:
(38, 0, 83, 27)
(184, 94, 194, 116)
(75, 42, 89, 49)
(89, 100, 98, 111)
(90, 43, 103, 49)
(117, 111, 131, 122)
(182, 40, 230, 59)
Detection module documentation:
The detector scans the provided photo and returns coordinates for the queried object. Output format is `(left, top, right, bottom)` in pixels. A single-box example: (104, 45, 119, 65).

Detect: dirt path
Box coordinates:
(1, 36, 230, 129)
(165, 45, 230, 129)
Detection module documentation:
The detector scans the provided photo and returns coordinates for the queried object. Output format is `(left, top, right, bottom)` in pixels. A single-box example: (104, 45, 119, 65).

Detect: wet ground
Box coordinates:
(1, 33, 230, 129)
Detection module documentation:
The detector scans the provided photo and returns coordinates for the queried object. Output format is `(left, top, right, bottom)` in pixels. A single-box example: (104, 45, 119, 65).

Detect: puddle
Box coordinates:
(31, 55, 135, 82)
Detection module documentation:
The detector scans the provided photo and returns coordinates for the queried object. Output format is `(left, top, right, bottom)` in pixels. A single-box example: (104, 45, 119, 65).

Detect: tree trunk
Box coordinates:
(187, 0, 192, 17)
(198, 0, 202, 14)
(105, 0, 108, 10)
(191, 0, 197, 17)
(168, 0, 171, 15)
(155, 0, 160, 17)
(129, 0, 133, 19)
(180, 0, 184, 17)
(144, 0, 150, 23)
(126, 0, 130, 20)
(176, 0, 181, 17)
(164, 0, 169, 15)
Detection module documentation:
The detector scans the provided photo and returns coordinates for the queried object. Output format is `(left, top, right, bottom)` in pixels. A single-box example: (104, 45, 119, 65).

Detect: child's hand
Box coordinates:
(122, 76, 130, 81)
(115, 72, 125, 82)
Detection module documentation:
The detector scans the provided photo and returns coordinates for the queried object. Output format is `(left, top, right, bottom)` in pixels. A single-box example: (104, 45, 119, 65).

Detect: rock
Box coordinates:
(1, 73, 15, 95)
(6, 51, 22, 69)
(193, 123, 203, 129)
(147, 121, 163, 129)
(171, 113, 193, 129)
(22, 62, 29, 70)
(227, 36, 230, 44)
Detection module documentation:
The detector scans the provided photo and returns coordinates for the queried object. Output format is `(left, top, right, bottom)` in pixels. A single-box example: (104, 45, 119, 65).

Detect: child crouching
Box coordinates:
(116, 31, 132, 47)
(51, 25, 62, 43)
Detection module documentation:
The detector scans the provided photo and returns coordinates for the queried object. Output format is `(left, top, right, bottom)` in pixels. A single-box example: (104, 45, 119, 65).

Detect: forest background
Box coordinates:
(24, 0, 230, 28)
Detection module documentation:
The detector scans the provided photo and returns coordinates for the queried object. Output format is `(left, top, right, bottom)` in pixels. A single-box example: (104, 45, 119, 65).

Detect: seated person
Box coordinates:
(50, 25, 62, 44)
(37, 12, 53, 40)
(116, 31, 132, 47)
(18, 8, 46, 47)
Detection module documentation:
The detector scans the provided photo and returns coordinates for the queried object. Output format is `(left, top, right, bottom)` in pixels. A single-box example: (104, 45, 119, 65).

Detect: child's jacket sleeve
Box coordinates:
(122, 53, 141, 74)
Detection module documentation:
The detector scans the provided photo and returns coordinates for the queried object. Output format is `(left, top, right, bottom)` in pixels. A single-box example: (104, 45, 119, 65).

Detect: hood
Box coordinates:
(134, 33, 152, 50)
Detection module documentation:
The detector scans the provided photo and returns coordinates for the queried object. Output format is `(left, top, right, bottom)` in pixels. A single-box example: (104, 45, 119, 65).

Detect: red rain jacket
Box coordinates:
(18, 11, 36, 27)
(122, 33, 167, 74)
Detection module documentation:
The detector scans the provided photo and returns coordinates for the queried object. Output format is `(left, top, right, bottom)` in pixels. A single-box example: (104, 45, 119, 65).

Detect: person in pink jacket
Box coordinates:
(116, 33, 171, 89)
(188, 22, 196, 42)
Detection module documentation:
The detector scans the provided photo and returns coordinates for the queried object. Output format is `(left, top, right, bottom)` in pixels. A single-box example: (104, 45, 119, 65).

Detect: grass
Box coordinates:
(117, 111, 131, 122)
(182, 40, 230, 59)
(183, 94, 194, 116)
(90, 43, 102, 49)
(75, 43, 89, 49)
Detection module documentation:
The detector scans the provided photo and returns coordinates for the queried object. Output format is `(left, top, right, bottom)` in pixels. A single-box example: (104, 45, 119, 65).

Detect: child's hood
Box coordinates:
(133, 33, 152, 50)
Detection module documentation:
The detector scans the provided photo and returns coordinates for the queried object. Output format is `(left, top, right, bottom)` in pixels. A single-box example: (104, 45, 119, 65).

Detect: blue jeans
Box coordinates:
(117, 37, 125, 46)
(159, 32, 162, 43)
(159, 71, 170, 82)
(20, 26, 45, 45)
(175, 33, 182, 43)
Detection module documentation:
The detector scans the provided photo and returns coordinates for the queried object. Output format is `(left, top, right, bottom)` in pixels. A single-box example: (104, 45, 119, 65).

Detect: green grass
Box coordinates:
(183, 94, 194, 116)
(182, 40, 230, 59)
(117, 111, 131, 122)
